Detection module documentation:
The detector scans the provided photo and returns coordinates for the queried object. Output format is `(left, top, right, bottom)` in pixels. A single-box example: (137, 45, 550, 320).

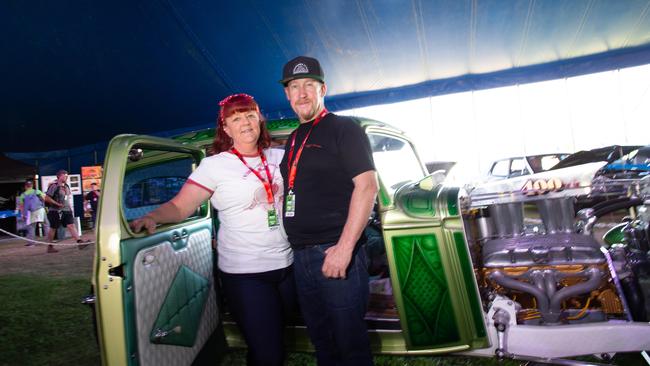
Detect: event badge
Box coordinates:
(285, 191, 295, 217)
(267, 208, 279, 227)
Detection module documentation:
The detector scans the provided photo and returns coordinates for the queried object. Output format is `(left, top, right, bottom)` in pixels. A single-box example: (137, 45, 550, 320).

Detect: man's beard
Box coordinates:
(296, 103, 320, 122)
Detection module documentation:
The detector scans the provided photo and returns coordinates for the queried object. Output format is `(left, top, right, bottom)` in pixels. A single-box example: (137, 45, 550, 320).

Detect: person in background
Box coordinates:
(84, 182, 100, 227)
(46, 170, 90, 253)
(130, 93, 295, 366)
(279, 55, 378, 365)
(19, 180, 57, 245)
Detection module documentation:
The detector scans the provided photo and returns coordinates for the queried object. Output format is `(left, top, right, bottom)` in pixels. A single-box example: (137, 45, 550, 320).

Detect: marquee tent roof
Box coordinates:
(3, 0, 650, 153)
(0, 154, 36, 184)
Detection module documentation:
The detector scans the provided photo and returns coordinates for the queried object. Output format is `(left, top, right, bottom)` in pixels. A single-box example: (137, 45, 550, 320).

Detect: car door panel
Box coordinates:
(379, 176, 488, 352)
(94, 135, 219, 366)
(122, 220, 216, 365)
(385, 228, 461, 347)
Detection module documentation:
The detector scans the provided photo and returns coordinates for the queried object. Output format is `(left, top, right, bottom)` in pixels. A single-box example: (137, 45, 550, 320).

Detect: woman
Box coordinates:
(130, 94, 294, 366)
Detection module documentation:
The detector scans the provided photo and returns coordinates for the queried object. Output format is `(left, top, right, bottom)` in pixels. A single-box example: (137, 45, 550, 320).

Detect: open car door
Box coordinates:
(366, 127, 488, 353)
(92, 135, 220, 366)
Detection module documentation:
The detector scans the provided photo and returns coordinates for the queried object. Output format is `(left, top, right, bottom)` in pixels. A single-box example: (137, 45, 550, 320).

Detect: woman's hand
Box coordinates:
(128, 182, 212, 235)
(130, 216, 157, 234)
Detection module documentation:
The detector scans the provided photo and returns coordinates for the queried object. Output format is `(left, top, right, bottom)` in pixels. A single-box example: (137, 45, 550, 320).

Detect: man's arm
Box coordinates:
(41, 193, 62, 208)
(322, 170, 378, 278)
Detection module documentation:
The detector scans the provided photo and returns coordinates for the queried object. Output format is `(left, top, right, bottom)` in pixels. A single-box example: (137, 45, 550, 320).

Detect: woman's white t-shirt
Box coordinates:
(188, 148, 291, 274)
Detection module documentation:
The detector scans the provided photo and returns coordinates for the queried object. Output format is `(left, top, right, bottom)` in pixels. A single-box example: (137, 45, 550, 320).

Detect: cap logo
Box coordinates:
(292, 63, 309, 75)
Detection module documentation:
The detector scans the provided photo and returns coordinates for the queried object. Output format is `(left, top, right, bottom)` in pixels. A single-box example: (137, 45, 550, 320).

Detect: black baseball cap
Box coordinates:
(279, 56, 324, 86)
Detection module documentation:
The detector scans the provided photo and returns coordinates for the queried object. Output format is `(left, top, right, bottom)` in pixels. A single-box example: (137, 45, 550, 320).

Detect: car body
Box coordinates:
(486, 153, 569, 181)
(90, 118, 650, 365)
(602, 145, 650, 177)
(551, 145, 641, 171)
(593, 145, 650, 195)
(544, 145, 648, 205)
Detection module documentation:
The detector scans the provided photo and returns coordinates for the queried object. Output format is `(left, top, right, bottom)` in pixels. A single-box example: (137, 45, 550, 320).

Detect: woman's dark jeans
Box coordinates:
(220, 265, 296, 366)
(293, 243, 373, 366)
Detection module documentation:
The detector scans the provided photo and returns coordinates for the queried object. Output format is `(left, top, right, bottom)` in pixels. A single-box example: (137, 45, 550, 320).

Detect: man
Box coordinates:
(84, 182, 100, 227)
(46, 170, 90, 253)
(19, 180, 58, 245)
(279, 56, 378, 366)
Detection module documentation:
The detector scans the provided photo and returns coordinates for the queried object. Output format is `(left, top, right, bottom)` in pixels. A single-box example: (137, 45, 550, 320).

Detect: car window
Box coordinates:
(509, 158, 530, 177)
(490, 159, 510, 177)
(124, 176, 187, 208)
(123, 150, 199, 221)
(632, 147, 650, 164)
(367, 133, 425, 196)
(540, 155, 563, 171)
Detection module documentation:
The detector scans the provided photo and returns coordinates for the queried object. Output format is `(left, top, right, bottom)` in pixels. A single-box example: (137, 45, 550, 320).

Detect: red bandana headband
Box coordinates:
(218, 93, 255, 107)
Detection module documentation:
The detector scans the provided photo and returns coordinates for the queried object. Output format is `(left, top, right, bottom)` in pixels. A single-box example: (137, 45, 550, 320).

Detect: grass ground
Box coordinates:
(0, 274, 100, 366)
(0, 234, 647, 365)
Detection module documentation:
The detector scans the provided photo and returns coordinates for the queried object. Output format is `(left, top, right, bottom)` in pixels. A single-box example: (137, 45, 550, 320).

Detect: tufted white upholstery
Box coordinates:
(132, 228, 218, 366)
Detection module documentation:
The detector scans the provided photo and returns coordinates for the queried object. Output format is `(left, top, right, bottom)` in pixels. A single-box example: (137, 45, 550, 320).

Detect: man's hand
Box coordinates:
(322, 244, 354, 279)
(130, 216, 157, 235)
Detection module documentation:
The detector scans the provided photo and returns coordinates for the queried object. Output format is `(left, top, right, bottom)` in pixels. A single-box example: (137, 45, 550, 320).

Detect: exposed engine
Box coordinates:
(462, 175, 650, 326)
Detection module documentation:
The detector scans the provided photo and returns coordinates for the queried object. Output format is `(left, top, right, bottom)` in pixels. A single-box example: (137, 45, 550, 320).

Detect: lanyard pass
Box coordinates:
(284, 109, 328, 219)
(286, 109, 328, 191)
(267, 208, 279, 227)
(230, 148, 279, 227)
(284, 190, 295, 217)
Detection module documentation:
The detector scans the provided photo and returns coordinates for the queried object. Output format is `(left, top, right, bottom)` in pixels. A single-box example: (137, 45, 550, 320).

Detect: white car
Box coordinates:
(487, 153, 569, 180)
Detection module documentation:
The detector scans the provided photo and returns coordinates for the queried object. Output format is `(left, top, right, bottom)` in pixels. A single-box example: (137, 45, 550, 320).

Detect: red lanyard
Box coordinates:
(286, 109, 329, 191)
(231, 148, 275, 205)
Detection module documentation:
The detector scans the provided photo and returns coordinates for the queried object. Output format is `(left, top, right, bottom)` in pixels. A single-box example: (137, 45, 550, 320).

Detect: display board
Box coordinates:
(41, 174, 82, 195)
(81, 166, 103, 219)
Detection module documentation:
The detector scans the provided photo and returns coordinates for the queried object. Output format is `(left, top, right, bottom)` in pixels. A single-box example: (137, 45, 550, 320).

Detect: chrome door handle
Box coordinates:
(152, 326, 181, 342)
(82, 294, 96, 305)
(171, 230, 189, 241)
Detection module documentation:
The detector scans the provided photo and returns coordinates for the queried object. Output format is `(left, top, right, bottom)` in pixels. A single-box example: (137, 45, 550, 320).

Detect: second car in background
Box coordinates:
(486, 153, 569, 181)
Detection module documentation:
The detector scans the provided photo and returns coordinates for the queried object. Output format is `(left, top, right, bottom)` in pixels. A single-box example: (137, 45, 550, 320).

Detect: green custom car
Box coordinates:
(90, 118, 650, 365)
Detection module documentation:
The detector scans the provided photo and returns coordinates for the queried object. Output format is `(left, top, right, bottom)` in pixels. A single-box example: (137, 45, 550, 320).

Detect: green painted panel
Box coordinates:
(172, 129, 216, 145)
(392, 234, 460, 347)
(603, 223, 626, 245)
(405, 191, 436, 217)
(378, 182, 392, 207)
(266, 118, 300, 132)
(446, 187, 459, 216)
(396, 184, 440, 218)
(150, 265, 210, 347)
(453, 232, 486, 338)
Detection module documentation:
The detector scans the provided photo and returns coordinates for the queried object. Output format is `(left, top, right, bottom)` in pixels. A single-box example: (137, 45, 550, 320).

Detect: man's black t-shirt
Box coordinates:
(280, 113, 375, 247)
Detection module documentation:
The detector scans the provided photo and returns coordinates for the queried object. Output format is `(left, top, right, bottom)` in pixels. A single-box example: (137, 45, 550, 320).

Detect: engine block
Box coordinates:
(467, 197, 627, 324)
(482, 233, 604, 268)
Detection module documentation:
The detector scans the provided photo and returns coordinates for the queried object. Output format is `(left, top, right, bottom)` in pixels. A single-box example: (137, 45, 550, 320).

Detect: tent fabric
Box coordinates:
(0, 154, 36, 184)
(2, 1, 650, 153)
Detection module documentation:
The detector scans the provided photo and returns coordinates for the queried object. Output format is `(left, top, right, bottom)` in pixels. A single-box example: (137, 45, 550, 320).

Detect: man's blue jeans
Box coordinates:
(293, 243, 373, 366)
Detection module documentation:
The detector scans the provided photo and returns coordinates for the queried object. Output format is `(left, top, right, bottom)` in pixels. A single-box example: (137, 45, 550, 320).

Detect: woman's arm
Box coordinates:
(130, 182, 212, 234)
